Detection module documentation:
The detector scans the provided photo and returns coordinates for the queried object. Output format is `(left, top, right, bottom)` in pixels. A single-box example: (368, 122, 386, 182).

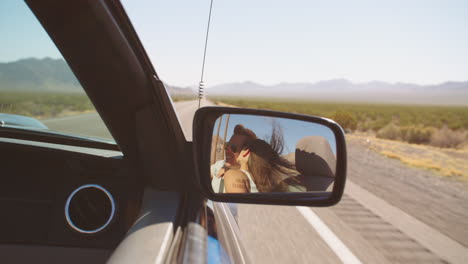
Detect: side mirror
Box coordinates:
(193, 107, 347, 206)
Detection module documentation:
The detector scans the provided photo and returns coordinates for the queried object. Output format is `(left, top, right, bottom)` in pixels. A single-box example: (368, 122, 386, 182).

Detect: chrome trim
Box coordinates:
(65, 184, 116, 234)
(213, 202, 249, 264)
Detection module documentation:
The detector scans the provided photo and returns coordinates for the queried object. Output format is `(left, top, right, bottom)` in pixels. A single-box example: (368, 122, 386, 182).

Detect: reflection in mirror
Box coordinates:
(210, 114, 337, 194)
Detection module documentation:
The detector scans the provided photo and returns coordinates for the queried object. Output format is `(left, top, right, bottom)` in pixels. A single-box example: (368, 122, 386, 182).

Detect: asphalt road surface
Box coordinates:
(43, 112, 113, 139)
(43, 100, 468, 264)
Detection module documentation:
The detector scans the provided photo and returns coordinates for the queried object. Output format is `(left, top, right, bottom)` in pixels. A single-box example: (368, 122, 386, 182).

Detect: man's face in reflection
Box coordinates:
(225, 134, 248, 166)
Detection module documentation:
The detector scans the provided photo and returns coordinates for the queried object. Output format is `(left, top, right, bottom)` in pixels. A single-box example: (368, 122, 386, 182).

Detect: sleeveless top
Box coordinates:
(240, 169, 258, 193)
(221, 169, 258, 193)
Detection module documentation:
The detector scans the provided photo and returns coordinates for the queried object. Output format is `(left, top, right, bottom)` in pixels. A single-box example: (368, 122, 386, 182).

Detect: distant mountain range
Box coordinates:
(1, 58, 467, 105)
(0, 58, 194, 96)
(164, 84, 196, 97)
(0, 58, 81, 92)
(208, 80, 468, 105)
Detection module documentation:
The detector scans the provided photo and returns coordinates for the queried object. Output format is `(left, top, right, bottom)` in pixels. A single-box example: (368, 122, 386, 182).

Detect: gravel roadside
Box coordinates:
(345, 136, 468, 247)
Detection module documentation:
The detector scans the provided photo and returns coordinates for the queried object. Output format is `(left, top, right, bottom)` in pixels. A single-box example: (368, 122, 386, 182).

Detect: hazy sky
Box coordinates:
(2, 0, 467, 87)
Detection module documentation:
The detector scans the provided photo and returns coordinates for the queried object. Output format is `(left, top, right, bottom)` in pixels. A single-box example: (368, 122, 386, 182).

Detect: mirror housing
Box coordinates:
(193, 106, 347, 206)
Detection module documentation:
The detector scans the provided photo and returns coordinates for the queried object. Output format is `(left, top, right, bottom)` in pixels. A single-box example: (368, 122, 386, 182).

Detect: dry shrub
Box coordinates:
(430, 127, 467, 148)
(376, 123, 401, 140)
(357, 118, 375, 132)
(330, 110, 357, 131)
(377, 123, 437, 145)
(401, 126, 434, 144)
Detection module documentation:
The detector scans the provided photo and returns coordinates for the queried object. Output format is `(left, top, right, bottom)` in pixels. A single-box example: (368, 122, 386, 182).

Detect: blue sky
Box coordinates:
(215, 114, 337, 155)
(0, 1, 61, 62)
(1, 0, 467, 87)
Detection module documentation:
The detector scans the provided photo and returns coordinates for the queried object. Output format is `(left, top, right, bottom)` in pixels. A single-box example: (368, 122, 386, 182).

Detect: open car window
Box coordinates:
(0, 1, 114, 143)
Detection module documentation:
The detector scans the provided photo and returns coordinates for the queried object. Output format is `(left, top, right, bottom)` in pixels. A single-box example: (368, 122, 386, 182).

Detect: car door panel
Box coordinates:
(0, 245, 111, 264)
(107, 190, 180, 264)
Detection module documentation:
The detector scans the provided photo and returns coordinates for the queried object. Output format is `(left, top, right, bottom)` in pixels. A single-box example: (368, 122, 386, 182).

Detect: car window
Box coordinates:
(0, 0, 114, 142)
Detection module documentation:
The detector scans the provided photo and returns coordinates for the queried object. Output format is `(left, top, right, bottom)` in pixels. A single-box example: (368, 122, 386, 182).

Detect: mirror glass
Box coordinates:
(210, 114, 337, 194)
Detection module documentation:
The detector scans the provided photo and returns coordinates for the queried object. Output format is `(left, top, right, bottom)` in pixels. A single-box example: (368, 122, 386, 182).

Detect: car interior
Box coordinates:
(0, 139, 137, 263)
(1, 1, 195, 263)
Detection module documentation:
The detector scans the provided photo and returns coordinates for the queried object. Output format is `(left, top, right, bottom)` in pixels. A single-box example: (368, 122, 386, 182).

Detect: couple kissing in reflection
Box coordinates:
(211, 124, 296, 193)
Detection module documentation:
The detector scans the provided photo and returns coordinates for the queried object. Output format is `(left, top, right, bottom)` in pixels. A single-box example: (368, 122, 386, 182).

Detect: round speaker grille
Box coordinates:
(65, 184, 115, 234)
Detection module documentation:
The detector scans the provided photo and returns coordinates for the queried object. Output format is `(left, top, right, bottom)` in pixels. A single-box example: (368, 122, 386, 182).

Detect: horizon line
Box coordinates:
(2, 57, 466, 87)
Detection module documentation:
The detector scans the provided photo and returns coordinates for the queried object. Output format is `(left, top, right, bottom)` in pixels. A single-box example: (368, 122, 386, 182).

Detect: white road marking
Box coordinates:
(297, 206, 362, 264)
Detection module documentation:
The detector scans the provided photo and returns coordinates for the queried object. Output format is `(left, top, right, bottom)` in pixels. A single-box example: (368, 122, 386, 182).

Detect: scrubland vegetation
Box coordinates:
(0, 91, 196, 120)
(171, 94, 198, 102)
(211, 97, 468, 149)
(0, 91, 94, 119)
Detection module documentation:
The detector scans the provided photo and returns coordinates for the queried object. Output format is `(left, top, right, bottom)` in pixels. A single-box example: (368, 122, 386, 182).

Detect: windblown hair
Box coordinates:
(233, 124, 257, 142)
(246, 125, 295, 192)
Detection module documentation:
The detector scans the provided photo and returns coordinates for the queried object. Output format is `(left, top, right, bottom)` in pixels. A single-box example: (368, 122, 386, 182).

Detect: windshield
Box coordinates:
(0, 1, 114, 143)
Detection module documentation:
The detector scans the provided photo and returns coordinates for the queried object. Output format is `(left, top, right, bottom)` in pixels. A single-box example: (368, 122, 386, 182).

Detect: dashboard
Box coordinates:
(0, 138, 142, 250)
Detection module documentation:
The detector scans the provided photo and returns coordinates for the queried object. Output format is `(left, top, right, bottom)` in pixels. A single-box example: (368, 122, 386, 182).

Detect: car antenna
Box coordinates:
(198, 0, 214, 108)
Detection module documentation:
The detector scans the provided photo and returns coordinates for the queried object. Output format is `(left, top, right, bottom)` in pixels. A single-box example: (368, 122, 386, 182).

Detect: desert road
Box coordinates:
(44, 100, 468, 264)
